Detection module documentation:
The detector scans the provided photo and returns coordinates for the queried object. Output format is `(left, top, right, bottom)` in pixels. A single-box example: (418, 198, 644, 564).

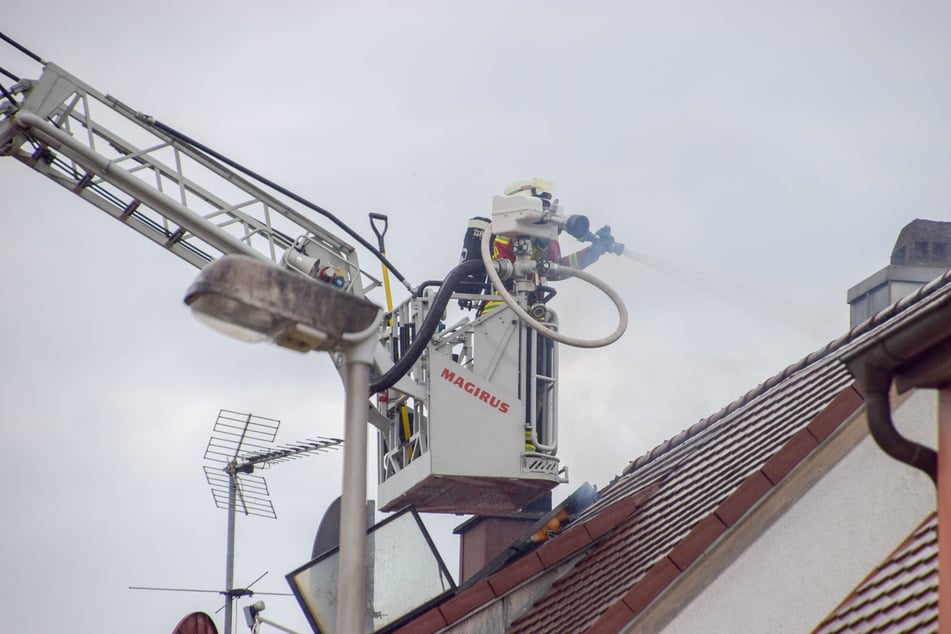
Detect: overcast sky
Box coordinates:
(2, 2, 950, 632)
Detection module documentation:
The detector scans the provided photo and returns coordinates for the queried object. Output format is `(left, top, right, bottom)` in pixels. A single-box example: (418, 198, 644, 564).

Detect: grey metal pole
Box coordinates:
(225, 470, 237, 634)
(336, 359, 370, 633)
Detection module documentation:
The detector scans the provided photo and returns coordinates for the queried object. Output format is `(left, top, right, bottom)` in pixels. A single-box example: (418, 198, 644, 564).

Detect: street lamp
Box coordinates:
(185, 254, 383, 634)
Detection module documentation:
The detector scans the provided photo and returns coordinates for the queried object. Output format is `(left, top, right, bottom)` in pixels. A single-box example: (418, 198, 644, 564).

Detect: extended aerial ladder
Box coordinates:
(0, 39, 627, 518)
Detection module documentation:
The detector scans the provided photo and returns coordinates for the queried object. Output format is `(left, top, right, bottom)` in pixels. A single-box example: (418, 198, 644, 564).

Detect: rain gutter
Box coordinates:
(842, 291, 951, 485)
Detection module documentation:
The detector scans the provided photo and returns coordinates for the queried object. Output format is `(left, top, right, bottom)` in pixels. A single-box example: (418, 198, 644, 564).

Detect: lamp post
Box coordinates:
(185, 254, 382, 634)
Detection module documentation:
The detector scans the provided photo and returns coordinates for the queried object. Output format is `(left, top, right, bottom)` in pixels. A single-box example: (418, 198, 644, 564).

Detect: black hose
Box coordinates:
(0, 82, 18, 111)
(149, 119, 409, 286)
(415, 280, 444, 296)
(370, 259, 485, 393)
(0, 32, 44, 64)
(1, 65, 20, 83)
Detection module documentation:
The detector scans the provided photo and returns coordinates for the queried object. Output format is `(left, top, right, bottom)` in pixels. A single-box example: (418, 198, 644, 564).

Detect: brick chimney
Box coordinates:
(453, 493, 551, 583)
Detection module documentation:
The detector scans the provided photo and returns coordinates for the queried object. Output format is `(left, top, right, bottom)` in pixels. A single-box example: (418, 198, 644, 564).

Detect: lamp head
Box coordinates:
(185, 255, 381, 353)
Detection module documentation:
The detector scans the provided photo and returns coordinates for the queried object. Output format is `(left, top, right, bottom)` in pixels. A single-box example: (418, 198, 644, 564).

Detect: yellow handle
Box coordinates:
(379, 255, 411, 457)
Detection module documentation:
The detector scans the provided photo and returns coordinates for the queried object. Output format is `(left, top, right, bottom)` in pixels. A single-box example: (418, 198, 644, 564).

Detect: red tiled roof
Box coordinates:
(813, 512, 937, 634)
(397, 269, 951, 634)
(508, 367, 861, 633)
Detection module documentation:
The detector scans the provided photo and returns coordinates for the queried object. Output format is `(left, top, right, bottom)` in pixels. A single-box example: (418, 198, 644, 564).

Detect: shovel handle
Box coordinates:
(369, 212, 389, 252)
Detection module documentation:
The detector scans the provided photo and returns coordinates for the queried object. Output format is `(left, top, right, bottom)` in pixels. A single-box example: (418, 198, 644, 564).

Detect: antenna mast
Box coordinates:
(203, 409, 343, 634)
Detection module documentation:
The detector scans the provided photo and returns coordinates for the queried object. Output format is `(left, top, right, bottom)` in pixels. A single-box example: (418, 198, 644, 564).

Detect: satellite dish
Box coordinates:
(172, 611, 218, 634)
(311, 496, 375, 560)
(312, 496, 342, 559)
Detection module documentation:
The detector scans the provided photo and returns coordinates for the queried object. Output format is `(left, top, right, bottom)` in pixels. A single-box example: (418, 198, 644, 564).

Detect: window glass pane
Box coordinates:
(288, 509, 455, 633)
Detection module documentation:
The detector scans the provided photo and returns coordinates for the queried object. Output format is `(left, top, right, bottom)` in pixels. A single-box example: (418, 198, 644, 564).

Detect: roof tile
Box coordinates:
(668, 514, 728, 571)
(580, 484, 655, 541)
(535, 521, 593, 568)
(807, 383, 863, 441)
(393, 606, 446, 634)
(715, 469, 773, 527)
(761, 427, 820, 484)
(436, 580, 495, 624)
(582, 601, 636, 634)
(620, 556, 681, 615)
(485, 551, 544, 596)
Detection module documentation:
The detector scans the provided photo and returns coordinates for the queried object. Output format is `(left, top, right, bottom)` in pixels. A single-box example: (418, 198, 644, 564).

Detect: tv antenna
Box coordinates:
(205, 409, 344, 634)
(131, 410, 343, 634)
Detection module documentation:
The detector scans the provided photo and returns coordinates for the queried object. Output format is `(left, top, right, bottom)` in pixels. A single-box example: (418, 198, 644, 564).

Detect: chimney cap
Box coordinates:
(891, 219, 951, 267)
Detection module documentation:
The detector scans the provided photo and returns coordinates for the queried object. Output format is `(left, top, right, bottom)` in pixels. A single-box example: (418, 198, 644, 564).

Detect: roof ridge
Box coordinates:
(622, 268, 951, 476)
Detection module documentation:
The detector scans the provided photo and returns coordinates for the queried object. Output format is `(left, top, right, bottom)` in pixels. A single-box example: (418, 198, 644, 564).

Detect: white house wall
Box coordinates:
(653, 389, 937, 634)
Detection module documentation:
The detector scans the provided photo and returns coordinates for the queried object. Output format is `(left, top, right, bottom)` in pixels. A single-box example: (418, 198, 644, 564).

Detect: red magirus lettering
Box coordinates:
(439, 367, 511, 413)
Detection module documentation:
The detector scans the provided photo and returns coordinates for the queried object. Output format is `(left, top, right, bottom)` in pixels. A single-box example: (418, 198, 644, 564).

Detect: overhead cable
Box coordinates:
(0, 32, 44, 64)
(149, 119, 411, 289)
